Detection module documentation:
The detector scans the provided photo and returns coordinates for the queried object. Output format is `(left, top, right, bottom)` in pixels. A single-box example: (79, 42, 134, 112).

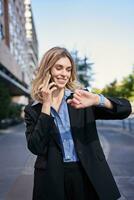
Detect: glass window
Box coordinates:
(0, 23, 4, 40)
(0, 0, 3, 16)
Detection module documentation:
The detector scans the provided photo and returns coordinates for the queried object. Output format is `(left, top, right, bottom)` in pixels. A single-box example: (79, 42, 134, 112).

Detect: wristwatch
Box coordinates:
(97, 94, 105, 107)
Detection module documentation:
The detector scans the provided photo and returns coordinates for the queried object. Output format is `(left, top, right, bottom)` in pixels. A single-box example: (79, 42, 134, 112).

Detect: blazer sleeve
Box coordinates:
(92, 97, 132, 120)
(24, 105, 55, 155)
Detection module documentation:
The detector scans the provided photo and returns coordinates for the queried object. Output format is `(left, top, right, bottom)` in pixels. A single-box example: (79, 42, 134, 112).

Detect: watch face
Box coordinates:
(98, 94, 105, 107)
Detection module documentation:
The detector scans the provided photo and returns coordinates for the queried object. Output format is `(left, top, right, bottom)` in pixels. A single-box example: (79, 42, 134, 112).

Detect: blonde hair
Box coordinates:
(31, 46, 83, 102)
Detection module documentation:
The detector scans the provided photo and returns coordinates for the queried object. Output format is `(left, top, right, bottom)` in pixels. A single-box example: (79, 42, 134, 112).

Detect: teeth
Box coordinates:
(57, 79, 66, 81)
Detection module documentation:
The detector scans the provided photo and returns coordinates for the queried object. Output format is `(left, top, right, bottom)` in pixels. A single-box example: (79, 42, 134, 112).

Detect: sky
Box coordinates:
(31, 0, 134, 89)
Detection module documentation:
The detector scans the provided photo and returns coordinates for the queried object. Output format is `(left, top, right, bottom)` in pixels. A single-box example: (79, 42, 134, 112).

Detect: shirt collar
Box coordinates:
(31, 100, 40, 106)
(31, 89, 73, 107)
(64, 89, 72, 99)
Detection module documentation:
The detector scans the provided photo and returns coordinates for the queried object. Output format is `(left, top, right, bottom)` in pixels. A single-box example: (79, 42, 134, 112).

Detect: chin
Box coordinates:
(56, 83, 66, 89)
(57, 85, 66, 89)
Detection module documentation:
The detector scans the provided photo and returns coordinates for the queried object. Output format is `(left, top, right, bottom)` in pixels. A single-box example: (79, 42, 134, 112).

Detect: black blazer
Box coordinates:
(24, 95, 131, 200)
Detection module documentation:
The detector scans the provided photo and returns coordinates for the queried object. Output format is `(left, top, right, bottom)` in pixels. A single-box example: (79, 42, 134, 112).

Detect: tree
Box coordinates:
(77, 56, 94, 87)
(91, 87, 102, 94)
(71, 50, 93, 88)
(102, 79, 120, 97)
(101, 67, 134, 100)
(0, 82, 11, 120)
(119, 73, 134, 98)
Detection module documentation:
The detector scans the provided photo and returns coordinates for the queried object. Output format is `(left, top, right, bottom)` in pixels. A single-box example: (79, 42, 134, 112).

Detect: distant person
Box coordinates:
(24, 47, 131, 200)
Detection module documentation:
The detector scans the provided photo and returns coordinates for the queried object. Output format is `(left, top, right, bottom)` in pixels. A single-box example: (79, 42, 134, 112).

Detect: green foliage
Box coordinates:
(78, 74, 88, 87)
(0, 82, 11, 120)
(0, 82, 23, 121)
(101, 69, 134, 99)
(8, 103, 23, 118)
(102, 79, 120, 97)
(119, 74, 134, 98)
(91, 87, 103, 94)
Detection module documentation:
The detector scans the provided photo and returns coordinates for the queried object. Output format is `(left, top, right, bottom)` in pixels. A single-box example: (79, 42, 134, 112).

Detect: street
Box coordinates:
(0, 120, 134, 200)
(97, 120, 134, 200)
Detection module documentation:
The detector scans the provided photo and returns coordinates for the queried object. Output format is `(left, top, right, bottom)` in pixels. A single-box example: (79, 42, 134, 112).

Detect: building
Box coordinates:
(24, 0, 38, 87)
(0, 0, 38, 105)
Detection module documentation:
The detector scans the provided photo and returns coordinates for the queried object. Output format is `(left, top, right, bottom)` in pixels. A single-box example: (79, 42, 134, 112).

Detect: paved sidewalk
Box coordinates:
(0, 123, 35, 200)
(5, 154, 36, 200)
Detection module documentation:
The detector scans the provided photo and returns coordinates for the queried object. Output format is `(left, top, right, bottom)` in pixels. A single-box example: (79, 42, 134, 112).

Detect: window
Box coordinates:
(0, 0, 3, 16)
(0, 24, 4, 40)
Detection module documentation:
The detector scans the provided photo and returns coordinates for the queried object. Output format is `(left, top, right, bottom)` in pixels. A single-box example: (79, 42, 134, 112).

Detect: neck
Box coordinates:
(52, 87, 65, 100)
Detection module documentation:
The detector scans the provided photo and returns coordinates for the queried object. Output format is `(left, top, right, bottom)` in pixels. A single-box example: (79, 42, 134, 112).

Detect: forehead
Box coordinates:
(55, 57, 72, 67)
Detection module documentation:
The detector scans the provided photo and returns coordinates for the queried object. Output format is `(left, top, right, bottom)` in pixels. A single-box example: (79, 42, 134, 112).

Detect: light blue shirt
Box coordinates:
(51, 89, 79, 162)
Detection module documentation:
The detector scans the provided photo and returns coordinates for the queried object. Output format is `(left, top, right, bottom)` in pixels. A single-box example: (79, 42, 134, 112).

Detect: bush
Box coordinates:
(0, 82, 24, 129)
(8, 103, 23, 118)
(0, 82, 11, 120)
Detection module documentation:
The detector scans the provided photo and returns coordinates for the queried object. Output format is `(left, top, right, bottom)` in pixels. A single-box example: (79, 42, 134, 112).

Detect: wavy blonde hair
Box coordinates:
(31, 46, 83, 102)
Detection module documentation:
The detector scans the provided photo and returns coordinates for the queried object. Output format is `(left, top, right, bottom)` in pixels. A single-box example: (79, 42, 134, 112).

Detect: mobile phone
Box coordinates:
(49, 73, 54, 83)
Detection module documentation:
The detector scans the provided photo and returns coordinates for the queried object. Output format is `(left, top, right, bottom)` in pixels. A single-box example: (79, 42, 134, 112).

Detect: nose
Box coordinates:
(61, 69, 67, 76)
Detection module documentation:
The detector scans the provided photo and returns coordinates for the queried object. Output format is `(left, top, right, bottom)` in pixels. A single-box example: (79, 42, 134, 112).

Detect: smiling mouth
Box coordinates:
(56, 78, 67, 83)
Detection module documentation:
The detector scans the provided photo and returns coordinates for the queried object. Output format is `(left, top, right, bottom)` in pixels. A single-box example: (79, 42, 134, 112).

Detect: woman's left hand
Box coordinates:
(67, 89, 99, 109)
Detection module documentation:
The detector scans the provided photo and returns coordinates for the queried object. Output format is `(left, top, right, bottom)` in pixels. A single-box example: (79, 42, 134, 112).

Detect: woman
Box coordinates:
(24, 47, 131, 200)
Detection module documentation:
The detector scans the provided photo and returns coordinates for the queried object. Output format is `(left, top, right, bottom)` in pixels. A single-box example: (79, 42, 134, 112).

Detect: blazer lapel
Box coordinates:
(51, 121, 63, 150)
(67, 102, 85, 139)
(32, 102, 62, 150)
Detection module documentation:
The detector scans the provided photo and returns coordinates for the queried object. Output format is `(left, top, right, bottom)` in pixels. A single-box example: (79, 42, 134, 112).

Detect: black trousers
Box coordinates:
(64, 162, 99, 200)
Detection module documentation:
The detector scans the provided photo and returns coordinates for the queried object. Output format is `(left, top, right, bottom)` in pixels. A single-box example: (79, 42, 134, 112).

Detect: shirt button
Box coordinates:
(67, 156, 70, 159)
(78, 151, 82, 155)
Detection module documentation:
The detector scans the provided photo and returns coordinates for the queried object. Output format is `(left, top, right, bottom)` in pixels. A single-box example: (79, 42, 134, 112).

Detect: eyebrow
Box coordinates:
(55, 64, 72, 68)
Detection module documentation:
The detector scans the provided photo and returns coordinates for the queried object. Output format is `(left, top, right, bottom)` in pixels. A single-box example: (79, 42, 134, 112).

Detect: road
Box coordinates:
(97, 120, 134, 200)
(0, 120, 134, 200)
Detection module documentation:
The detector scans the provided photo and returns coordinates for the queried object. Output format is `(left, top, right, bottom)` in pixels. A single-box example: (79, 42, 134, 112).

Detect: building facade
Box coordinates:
(0, 0, 38, 104)
(24, 0, 38, 87)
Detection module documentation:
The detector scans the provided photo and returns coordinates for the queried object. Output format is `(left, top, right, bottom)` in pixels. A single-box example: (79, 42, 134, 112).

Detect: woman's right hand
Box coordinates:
(38, 74, 57, 114)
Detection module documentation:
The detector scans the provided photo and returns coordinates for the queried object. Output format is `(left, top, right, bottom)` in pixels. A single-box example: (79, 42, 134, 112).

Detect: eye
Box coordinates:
(56, 66, 62, 70)
(67, 68, 72, 72)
